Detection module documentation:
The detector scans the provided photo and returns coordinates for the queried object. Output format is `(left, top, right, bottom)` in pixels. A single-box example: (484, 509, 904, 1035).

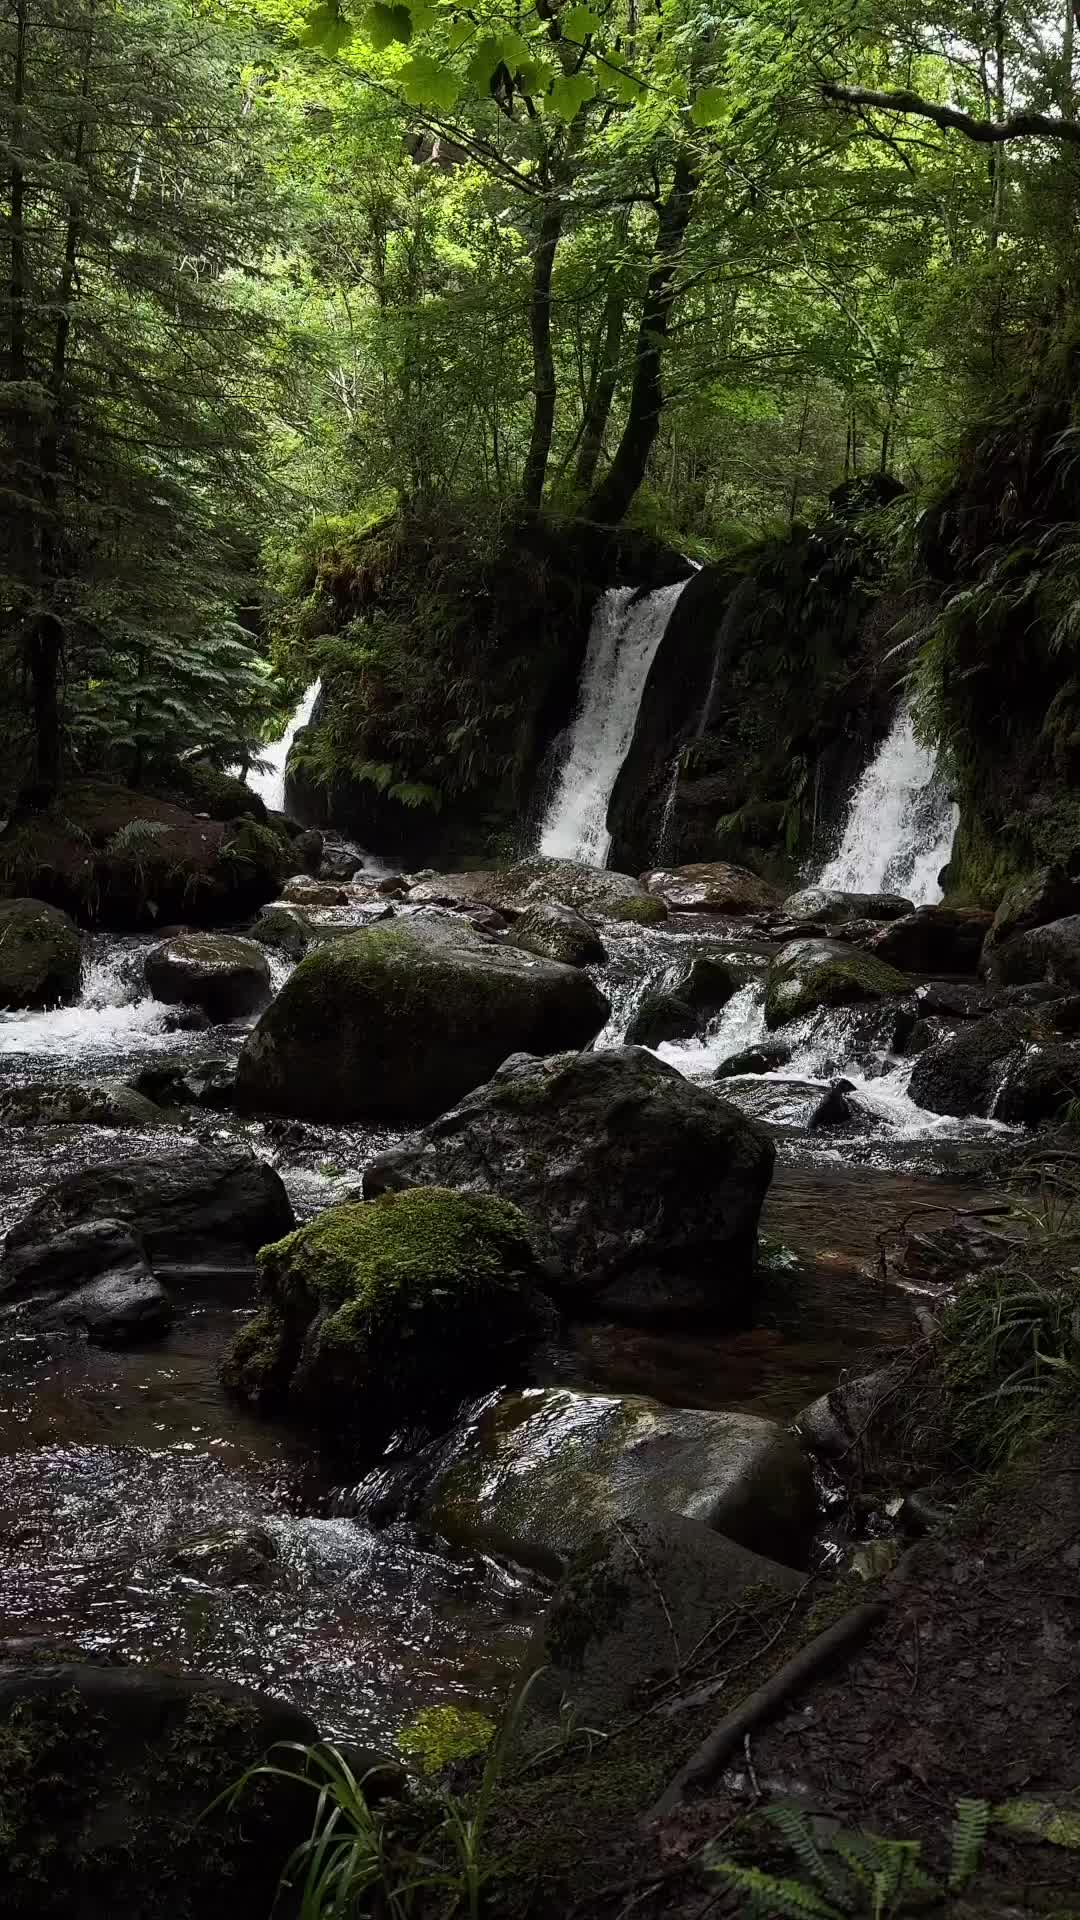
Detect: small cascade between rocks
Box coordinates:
(538, 581, 689, 867)
(248, 680, 320, 816)
(816, 702, 959, 906)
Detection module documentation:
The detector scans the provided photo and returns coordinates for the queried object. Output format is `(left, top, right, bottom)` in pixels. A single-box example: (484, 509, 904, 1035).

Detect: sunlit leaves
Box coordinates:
(690, 84, 726, 126)
(605, 64, 645, 104)
(546, 69, 596, 120)
(560, 4, 602, 41)
(300, 0, 354, 53)
(398, 51, 462, 108)
(362, 1, 412, 48)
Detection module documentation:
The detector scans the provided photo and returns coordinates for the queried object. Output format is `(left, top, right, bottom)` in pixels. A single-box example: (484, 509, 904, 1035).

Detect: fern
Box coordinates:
(704, 1855, 842, 1918)
(949, 1799, 990, 1890)
(707, 1801, 990, 1919)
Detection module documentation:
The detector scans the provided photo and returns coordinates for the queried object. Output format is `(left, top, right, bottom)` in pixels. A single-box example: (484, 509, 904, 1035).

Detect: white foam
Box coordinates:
(817, 704, 958, 906)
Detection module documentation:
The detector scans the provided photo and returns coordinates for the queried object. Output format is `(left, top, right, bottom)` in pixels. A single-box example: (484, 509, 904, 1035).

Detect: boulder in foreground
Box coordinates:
(0, 1662, 317, 1920)
(366, 1047, 774, 1319)
(423, 1387, 817, 1572)
(221, 1188, 557, 1444)
(235, 915, 609, 1123)
(144, 932, 271, 1021)
(0, 899, 81, 1009)
(641, 860, 779, 915)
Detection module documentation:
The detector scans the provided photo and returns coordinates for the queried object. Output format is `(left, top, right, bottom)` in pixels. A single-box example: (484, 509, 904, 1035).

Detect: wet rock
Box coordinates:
(917, 980, 994, 1019)
(406, 858, 665, 924)
(365, 1047, 774, 1320)
(524, 1514, 801, 1736)
(639, 861, 779, 915)
(319, 844, 364, 882)
(41, 1264, 173, 1346)
(467, 906, 510, 935)
(280, 875, 350, 907)
(624, 988, 698, 1048)
(869, 905, 993, 976)
(509, 899, 606, 967)
(2, 1150, 294, 1299)
(129, 1058, 236, 1111)
(221, 1189, 558, 1445)
(993, 1040, 1080, 1125)
(808, 1079, 871, 1132)
(169, 1525, 278, 1586)
(985, 864, 1080, 957)
(144, 933, 271, 1022)
(0, 1081, 162, 1128)
(898, 1490, 955, 1536)
(252, 902, 313, 961)
(715, 1042, 792, 1078)
(161, 1006, 211, 1034)
(0, 1661, 318, 1920)
(236, 915, 609, 1124)
(0, 899, 81, 1009)
(907, 1010, 1034, 1117)
(764, 938, 910, 1030)
(780, 887, 913, 925)
(294, 826, 324, 874)
(423, 1387, 818, 1573)
(983, 913, 1080, 990)
(900, 1219, 1014, 1284)
(795, 1364, 907, 1476)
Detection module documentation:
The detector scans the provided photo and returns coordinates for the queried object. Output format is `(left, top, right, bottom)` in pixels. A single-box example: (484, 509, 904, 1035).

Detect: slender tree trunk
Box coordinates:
(521, 195, 564, 509)
(574, 224, 628, 491)
(585, 151, 698, 526)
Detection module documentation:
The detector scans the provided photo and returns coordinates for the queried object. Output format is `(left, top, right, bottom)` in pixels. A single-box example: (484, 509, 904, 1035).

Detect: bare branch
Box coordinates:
(822, 82, 1080, 145)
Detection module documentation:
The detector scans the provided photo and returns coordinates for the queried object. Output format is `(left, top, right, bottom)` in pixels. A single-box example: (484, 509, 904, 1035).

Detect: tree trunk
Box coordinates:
(521, 195, 564, 509)
(585, 150, 698, 526)
(574, 252, 627, 491)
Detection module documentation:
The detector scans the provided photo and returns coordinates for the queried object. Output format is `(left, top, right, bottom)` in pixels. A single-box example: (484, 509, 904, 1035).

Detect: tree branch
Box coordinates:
(822, 82, 1080, 145)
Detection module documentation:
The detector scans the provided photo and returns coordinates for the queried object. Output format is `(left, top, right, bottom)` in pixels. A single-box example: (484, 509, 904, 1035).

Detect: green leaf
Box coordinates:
(561, 3, 602, 40)
(467, 34, 507, 89)
(546, 69, 596, 120)
(447, 17, 474, 49)
(606, 64, 644, 103)
(405, 0, 437, 29)
(363, 1, 412, 49)
(398, 51, 461, 108)
(514, 55, 552, 95)
(690, 84, 727, 127)
(300, 1, 354, 53)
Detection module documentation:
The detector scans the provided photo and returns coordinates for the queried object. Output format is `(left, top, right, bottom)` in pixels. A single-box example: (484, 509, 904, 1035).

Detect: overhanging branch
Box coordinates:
(822, 82, 1080, 146)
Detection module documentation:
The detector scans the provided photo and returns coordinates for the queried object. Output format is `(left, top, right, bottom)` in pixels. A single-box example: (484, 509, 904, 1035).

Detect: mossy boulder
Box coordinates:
(0, 783, 295, 930)
(423, 1387, 818, 1573)
(220, 1188, 558, 1444)
(780, 887, 913, 925)
(0, 1081, 162, 1129)
(404, 858, 665, 923)
(365, 1047, 774, 1320)
(764, 937, 911, 1030)
(868, 905, 993, 975)
(144, 933, 271, 1022)
(164, 758, 268, 824)
(982, 913, 1080, 990)
(0, 1662, 318, 1920)
(252, 902, 314, 961)
(509, 899, 606, 967)
(639, 861, 780, 915)
(235, 915, 609, 1123)
(0, 900, 81, 1009)
(983, 865, 1080, 959)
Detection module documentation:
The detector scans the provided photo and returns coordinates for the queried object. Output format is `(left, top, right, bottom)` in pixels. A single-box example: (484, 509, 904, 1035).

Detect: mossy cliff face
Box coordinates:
(275, 501, 690, 864)
(220, 1187, 558, 1444)
(0, 900, 81, 1009)
(234, 913, 609, 1123)
(607, 484, 904, 879)
(918, 337, 1080, 904)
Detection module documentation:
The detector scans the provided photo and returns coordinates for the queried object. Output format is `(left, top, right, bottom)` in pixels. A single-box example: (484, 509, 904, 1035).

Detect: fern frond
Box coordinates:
(704, 1856, 841, 1918)
(767, 1806, 853, 1908)
(949, 1798, 990, 1890)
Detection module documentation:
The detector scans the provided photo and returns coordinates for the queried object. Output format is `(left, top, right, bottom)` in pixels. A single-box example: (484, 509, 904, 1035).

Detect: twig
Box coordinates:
(616, 1520, 681, 1667)
(743, 1731, 761, 1802)
(645, 1602, 887, 1822)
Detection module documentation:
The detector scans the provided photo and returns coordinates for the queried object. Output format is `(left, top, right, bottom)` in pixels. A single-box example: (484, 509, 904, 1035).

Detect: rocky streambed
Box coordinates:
(3, 843, 1070, 1907)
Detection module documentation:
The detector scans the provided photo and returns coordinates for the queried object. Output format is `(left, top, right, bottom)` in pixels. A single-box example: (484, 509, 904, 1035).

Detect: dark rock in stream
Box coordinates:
(144, 931, 271, 1021)
(0, 898, 82, 1009)
(365, 1047, 774, 1320)
(1, 1150, 294, 1305)
(639, 861, 779, 915)
(129, 1057, 237, 1110)
(764, 938, 911, 1030)
(508, 898, 606, 967)
(252, 901, 313, 960)
(868, 904, 993, 975)
(523, 1514, 801, 1738)
(907, 1010, 1036, 1117)
(715, 1041, 792, 1078)
(168, 1524, 279, 1586)
(39, 1263, 173, 1345)
(0, 1081, 163, 1128)
(808, 1080, 872, 1133)
(982, 913, 1080, 991)
(0, 1661, 319, 1920)
(780, 887, 913, 925)
(992, 1039, 1080, 1125)
(236, 914, 609, 1124)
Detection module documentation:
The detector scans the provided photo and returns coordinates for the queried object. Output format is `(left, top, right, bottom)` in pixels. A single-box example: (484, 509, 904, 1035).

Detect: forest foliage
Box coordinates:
(1, 0, 1080, 792)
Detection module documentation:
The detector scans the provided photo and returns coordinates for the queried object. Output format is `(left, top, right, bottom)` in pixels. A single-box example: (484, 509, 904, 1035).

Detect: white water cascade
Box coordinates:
(247, 680, 320, 816)
(538, 581, 689, 867)
(816, 704, 959, 906)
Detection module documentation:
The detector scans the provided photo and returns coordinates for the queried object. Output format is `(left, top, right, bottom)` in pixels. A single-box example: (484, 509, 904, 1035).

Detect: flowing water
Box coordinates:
(538, 581, 688, 866)
(816, 703, 959, 905)
(246, 680, 321, 815)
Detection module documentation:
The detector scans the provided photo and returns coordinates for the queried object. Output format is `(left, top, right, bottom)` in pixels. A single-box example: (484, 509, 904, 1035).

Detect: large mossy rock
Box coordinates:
(423, 1387, 817, 1573)
(0, 900, 81, 1009)
(524, 1514, 801, 1736)
(235, 915, 609, 1123)
(405, 858, 666, 924)
(0, 1081, 162, 1129)
(640, 861, 779, 915)
(220, 1188, 557, 1443)
(365, 1047, 774, 1319)
(992, 1039, 1080, 1125)
(868, 905, 993, 975)
(252, 903, 314, 961)
(780, 887, 913, 925)
(984, 865, 1080, 957)
(764, 937, 910, 1030)
(0, 1662, 318, 1920)
(1, 1149, 294, 1300)
(0, 783, 296, 929)
(508, 899, 606, 967)
(144, 933, 271, 1022)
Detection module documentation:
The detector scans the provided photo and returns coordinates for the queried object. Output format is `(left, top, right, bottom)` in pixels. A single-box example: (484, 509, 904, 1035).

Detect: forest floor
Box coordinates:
(489, 1427, 1080, 1919)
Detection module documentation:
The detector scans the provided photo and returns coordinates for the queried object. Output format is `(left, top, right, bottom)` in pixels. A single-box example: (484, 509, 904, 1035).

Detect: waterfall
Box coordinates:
(817, 703, 958, 906)
(247, 680, 320, 816)
(538, 582, 688, 868)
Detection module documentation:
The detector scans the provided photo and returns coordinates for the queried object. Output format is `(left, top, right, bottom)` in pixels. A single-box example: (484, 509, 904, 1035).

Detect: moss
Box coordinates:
(397, 1706, 495, 1776)
(0, 900, 81, 1009)
(605, 895, 667, 926)
(765, 942, 909, 1029)
(163, 761, 266, 824)
(218, 1307, 293, 1406)
(219, 818, 293, 890)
